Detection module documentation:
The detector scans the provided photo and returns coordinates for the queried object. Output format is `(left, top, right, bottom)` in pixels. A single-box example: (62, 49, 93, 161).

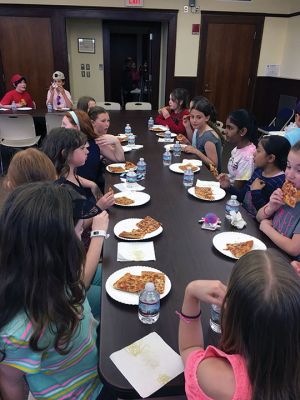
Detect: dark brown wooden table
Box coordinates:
(98, 111, 280, 399)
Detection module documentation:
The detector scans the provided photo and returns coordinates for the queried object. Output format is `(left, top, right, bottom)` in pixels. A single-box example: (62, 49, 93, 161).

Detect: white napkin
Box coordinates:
(158, 138, 174, 143)
(182, 159, 202, 166)
(230, 211, 247, 229)
(117, 242, 156, 261)
(129, 144, 144, 150)
(114, 182, 145, 192)
(196, 179, 220, 188)
(110, 332, 184, 399)
(0, 108, 8, 111)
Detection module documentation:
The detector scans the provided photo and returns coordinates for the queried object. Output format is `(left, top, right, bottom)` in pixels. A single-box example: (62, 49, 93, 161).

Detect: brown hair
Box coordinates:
(220, 250, 300, 400)
(5, 148, 57, 189)
(65, 109, 96, 139)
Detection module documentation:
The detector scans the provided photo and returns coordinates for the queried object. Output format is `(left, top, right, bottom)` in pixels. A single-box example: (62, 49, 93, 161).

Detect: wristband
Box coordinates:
(175, 309, 201, 324)
(90, 230, 110, 239)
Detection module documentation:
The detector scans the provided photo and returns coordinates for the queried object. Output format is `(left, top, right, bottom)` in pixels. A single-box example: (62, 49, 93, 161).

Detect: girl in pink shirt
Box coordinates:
(179, 250, 300, 400)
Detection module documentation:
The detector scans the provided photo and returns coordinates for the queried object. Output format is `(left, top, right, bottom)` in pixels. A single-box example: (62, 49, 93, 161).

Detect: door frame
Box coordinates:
(103, 20, 161, 109)
(196, 12, 264, 111)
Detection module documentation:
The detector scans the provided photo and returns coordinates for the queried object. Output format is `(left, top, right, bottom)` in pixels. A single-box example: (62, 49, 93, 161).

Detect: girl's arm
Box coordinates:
(260, 221, 300, 257)
(182, 115, 193, 142)
(46, 88, 54, 105)
(83, 211, 109, 287)
(58, 87, 73, 108)
(95, 135, 125, 162)
(179, 280, 226, 364)
(0, 364, 27, 400)
(256, 188, 284, 222)
(183, 145, 216, 169)
(163, 111, 189, 135)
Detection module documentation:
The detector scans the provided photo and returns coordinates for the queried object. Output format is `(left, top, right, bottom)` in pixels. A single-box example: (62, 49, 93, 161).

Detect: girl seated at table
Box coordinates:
(42, 127, 114, 210)
(218, 109, 258, 189)
(182, 97, 223, 172)
(4, 148, 57, 190)
(155, 88, 190, 135)
(179, 250, 300, 400)
(46, 71, 73, 111)
(0, 182, 103, 399)
(219, 135, 290, 216)
(0, 74, 35, 109)
(257, 141, 300, 261)
(77, 96, 96, 113)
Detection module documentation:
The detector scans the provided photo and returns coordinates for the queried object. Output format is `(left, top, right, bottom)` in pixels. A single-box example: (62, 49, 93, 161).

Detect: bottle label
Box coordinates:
(138, 301, 160, 316)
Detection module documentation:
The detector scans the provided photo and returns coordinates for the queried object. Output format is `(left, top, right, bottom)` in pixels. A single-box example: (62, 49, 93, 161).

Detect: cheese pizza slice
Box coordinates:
(209, 163, 219, 178)
(282, 180, 297, 208)
(113, 273, 144, 293)
(224, 240, 253, 258)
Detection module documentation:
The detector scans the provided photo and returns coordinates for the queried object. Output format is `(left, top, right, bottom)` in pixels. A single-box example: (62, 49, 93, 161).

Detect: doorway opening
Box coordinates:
(103, 20, 161, 109)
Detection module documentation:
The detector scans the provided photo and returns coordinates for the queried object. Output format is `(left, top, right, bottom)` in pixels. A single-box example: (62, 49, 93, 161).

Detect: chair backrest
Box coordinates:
(96, 102, 121, 110)
(0, 114, 36, 140)
(125, 102, 152, 110)
(273, 108, 295, 131)
(45, 113, 64, 135)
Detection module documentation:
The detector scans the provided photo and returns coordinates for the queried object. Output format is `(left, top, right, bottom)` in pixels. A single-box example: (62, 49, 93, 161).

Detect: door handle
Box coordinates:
(204, 89, 212, 93)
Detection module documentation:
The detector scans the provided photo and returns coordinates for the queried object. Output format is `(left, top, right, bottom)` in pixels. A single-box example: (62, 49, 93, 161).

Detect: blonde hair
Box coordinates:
(5, 148, 57, 189)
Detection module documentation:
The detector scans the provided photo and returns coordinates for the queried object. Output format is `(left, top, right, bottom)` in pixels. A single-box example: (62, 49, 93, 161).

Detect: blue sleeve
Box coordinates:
(227, 171, 257, 203)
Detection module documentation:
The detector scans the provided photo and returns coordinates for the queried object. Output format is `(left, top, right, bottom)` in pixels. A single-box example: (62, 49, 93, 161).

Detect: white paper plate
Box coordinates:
(114, 218, 163, 241)
(60, 107, 70, 111)
(164, 144, 187, 152)
(149, 125, 168, 132)
(156, 132, 177, 138)
(16, 107, 32, 111)
(188, 186, 226, 201)
(106, 163, 137, 174)
(105, 266, 171, 305)
(114, 191, 150, 207)
(213, 232, 267, 259)
(122, 145, 131, 153)
(169, 163, 200, 174)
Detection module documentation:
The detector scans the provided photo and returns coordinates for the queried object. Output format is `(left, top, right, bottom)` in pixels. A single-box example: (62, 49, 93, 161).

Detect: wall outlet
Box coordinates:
(195, 6, 200, 13)
(183, 5, 189, 13)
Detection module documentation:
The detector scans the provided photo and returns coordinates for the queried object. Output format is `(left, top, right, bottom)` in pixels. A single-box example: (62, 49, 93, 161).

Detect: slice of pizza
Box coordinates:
(108, 165, 126, 173)
(224, 240, 254, 258)
(282, 180, 297, 208)
(209, 164, 219, 178)
(194, 186, 214, 200)
(119, 229, 145, 239)
(108, 186, 114, 194)
(125, 161, 136, 170)
(136, 216, 161, 234)
(150, 127, 165, 132)
(141, 271, 165, 294)
(113, 273, 144, 293)
(179, 163, 198, 172)
(176, 134, 185, 142)
(114, 196, 135, 206)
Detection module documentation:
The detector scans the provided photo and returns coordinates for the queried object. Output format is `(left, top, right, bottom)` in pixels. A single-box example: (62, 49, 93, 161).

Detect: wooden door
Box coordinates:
(0, 16, 54, 108)
(197, 14, 264, 123)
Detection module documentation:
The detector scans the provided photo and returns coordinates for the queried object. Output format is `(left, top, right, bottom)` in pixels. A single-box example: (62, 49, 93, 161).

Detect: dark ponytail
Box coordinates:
(259, 135, 291, 171)
(228, 109, 258, 146)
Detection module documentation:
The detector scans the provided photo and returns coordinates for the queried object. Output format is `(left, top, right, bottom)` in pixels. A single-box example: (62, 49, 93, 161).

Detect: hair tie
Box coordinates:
(69, 110, 80, 130)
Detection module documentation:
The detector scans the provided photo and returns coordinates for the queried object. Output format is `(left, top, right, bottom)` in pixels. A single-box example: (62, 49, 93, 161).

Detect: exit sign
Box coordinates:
(125, 0, 144, 6)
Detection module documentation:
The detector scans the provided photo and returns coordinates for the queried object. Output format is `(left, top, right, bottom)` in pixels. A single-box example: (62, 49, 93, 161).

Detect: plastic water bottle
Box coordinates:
(148, 116, 154, 129)
(47, 103, 53, 113)
(138, 282, 160, 324)
(126, 169, 137, 189)
(136, 157, 146, 179)
(11, 101, 17, 111)
(125, 123, 131, 135)
(128, 133, 135, 148)
(225, 195, 240, 220)
(183, 167, 194, 188)
(163, 149, 172, 166)
(173, 141, 181, 157)
(164, 129, 172, 140)
(209, 304, 221, 333)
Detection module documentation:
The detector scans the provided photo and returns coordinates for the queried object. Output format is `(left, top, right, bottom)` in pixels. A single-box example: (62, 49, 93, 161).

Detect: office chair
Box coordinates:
(45, 113, 64, 134)
(125, 102, 152, 110)
(258, 107, 294, 135)
(96, 102, 121, 110)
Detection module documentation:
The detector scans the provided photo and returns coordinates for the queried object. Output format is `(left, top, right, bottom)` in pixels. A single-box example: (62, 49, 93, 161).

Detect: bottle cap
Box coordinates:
(176, 141, 179, 144)
(145, 282, 155, 291)
(231, 195, 237, 200)
(140, 158, 144, 161)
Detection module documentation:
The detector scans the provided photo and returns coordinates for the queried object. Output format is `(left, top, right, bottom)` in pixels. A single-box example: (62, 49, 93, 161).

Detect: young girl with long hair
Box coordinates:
(77, 96, 96, 113)
(42, 127, 114, 210)
(218, 109, 258, 189)
(179, 250, 300, 399)
(219, 135, 291, 216)
(155, 88, 190, 135)
(0, 183, 103, 399)
(257, 141, 300, 260)
(183, 97, 223, 172)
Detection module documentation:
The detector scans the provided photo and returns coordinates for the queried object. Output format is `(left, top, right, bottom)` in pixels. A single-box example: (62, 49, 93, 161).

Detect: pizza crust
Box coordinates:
(224, 240, 253, 258)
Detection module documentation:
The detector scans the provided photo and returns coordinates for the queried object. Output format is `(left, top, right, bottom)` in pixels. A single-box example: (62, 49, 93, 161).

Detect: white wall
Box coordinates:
(281, 15, 300, 79)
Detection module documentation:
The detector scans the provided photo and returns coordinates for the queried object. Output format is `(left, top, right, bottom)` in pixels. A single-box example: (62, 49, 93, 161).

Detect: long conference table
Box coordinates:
(98, 111, 285, 399)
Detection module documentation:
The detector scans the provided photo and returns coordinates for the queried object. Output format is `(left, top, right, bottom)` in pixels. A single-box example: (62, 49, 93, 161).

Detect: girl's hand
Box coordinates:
(259, 218, 273, 233)
(95, 135, 118, 147)
(250, 178, 265, 191)
(182, 114, 190, 128)
(161, 107, 170, 119)
(268, 188, 284, 212)
(217, 173, 230, 189)
(182, 145, 196, 154)
(186, 280, 227, 306)
(96, 191, 115, 210)
(92, 210, 109, 232)
(291, 261, 300, 278)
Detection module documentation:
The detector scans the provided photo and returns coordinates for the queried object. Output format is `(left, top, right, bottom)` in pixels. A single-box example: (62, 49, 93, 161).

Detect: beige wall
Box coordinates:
(66, 19, 104, 103)
(281, 15, 300, 79)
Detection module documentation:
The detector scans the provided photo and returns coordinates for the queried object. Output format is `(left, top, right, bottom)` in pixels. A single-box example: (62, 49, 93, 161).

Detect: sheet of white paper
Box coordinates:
(110, 332, 184, 398)
(114, 183, 145, 192)
(196, 179, 220, 188)
(158, 138, 174, 143)
(117, 241, 156, 261)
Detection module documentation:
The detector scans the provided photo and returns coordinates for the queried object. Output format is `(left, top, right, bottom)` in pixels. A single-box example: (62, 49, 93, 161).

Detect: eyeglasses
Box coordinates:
(57, 95, 61, 106)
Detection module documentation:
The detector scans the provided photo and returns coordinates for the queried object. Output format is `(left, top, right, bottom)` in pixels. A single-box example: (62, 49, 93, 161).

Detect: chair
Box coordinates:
(96, 101, 121, 110)
(125, 102, 152, 110)
(0, 114, 40, 175)
(45, 113, 64, 134)
(258, 107, 295, 134)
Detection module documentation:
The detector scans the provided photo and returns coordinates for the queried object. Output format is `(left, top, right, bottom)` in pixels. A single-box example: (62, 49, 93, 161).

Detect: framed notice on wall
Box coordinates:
(78, 38, 95, 54)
